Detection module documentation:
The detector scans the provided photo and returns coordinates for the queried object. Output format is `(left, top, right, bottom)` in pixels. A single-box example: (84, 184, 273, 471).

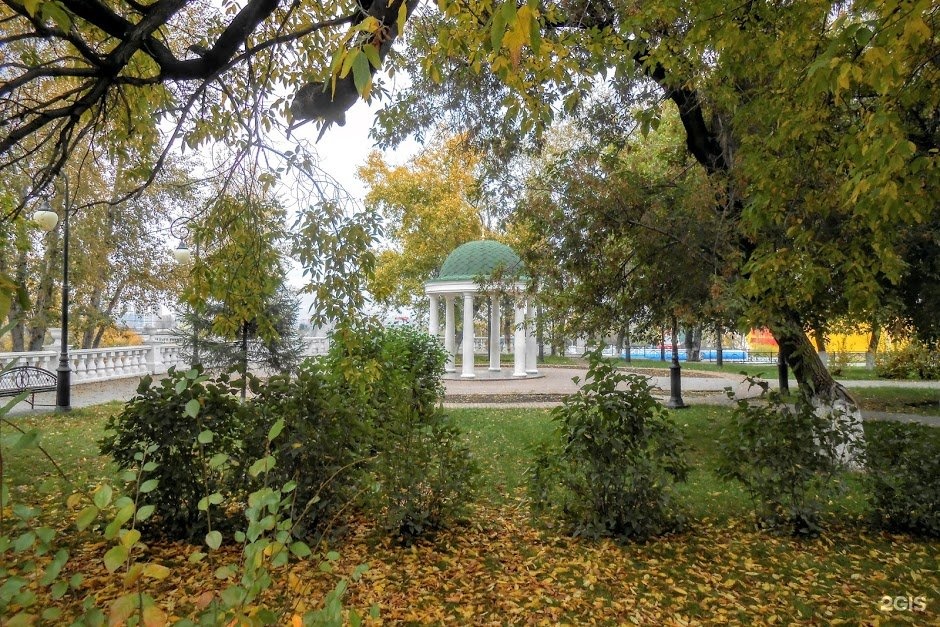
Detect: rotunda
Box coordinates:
(425, 240, 538, 379)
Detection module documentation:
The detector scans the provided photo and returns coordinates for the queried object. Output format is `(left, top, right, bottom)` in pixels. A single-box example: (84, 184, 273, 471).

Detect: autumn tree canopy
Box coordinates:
(2, 0, 937, 407)
(359, 135, 492, 311)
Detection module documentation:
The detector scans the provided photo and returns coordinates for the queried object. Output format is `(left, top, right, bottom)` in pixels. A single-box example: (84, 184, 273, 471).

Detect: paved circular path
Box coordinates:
(6, 364, 939, 426)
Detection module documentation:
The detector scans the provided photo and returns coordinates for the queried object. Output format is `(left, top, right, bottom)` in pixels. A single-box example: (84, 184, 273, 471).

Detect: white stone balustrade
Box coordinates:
(0, 333, 521, 387)
(0, 343, 188, 384)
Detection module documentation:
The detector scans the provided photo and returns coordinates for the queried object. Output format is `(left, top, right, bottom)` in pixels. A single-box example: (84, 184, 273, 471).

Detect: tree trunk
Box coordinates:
(866, 323, 881, 370)
(685, 325, 702, 361)
(660, 324, 666, 361)
(771, 315, 864, 464)
(91, 280, 126, 348)
(7, 240, 28, 351)
(715, 324, 723, 368)
(623, 320, 632, 364)
(812, 325, 828, 369)
(537, 304, 544, 362)
(28, 228, 61, 350)
(85, 165, 123, 349)
(82, 293, 102, 349)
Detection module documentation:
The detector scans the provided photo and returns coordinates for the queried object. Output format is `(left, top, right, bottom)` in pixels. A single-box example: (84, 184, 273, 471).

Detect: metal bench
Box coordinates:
(0, 366, 57, 408)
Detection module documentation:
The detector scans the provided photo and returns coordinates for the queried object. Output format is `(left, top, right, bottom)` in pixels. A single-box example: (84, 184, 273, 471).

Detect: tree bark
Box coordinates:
(92, 280, 126, 348)
(684, 325, 702, 361)
(7, 242, 29, 352)
(771, 314, 864, 463)
(715, 324, 723, 368)
(812, 325, 828, 368)
(623, 320, 632, 364)
(28, 229, 61, 351)
(773, 321, 843, 402)
(866, 323, 881, 370)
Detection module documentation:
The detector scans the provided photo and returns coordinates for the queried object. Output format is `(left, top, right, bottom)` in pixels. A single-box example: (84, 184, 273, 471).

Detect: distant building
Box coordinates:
(120, 312, 174, 331)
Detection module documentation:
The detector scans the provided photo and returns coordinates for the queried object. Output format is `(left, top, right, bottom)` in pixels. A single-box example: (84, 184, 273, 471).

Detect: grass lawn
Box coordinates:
(1, 403, 937, 624)
(850, 387, 940, 417)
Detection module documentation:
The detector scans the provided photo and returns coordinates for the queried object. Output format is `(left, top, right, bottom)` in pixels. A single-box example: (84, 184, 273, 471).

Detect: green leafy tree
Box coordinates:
(1, 157, 191, 350)
(179, 184, 298, 388)
(380, 1, 938, 414)
(517, 113, 730, 350)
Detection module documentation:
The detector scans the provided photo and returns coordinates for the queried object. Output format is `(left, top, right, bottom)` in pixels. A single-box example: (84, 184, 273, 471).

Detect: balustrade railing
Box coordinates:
(0, 343, 188, 384)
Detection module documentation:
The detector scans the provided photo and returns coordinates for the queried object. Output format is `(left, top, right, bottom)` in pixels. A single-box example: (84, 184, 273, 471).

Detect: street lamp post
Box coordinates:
(666, 316, 687, 410)
(32, 185, 72, 412)
(57, 204, 71, 411)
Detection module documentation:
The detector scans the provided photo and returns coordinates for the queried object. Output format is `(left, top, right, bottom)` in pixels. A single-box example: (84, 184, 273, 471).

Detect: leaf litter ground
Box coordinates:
(3, 405, 938, 624)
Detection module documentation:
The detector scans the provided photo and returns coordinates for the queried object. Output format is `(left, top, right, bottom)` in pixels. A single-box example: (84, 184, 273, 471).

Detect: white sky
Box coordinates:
(284, 98, 419, 324)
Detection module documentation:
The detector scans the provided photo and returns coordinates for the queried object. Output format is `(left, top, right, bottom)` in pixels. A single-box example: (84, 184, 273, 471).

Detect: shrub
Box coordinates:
(717, 379, 859, 535)
(99, 367, 251, 539)
(327, 322, 478, 543)
(240, 361, 370, 540)
(529, 351, 688, 541)
(875, 342, 940, 380)
(370, 411, 479, 542)
(865, 421, 940, 537)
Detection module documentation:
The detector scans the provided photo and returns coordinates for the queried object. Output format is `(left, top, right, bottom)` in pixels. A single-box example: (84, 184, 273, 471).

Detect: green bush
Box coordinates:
(327, 323, 478, 543)
(865, 422, 940, 537)
(370, 412, 478, 542)
(717, 379, 859, 535)
(875, 342, 940, 380)
(529, 351, 688, 541)
(240, 361, 370, 540)
(99, 367, 251, 539)
(240, 323, 477, 544)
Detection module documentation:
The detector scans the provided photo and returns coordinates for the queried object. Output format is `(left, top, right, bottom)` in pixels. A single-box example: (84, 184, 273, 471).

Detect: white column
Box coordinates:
(513, 299, 526, 377)
(444, 295, 456, 372)
(526, 301, 538, 374)
(428, 294, 439, 338)
(489, 294, 500, 371)
(461, 291, 475, 378)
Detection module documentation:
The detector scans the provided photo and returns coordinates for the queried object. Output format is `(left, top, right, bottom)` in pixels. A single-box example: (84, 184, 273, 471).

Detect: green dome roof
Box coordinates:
(429, 240, 527, 283)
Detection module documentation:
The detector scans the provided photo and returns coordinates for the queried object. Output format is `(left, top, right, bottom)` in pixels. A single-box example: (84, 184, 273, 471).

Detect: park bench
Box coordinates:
(0, 366, 57, 408)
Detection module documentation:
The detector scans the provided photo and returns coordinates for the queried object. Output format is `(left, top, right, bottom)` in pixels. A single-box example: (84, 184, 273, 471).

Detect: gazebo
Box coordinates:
(425, 240, 538, 379)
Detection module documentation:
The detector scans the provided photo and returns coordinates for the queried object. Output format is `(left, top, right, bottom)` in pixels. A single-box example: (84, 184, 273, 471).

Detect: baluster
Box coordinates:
(115, 350, 127, 377)
(73, 353, 86, 383)
(89, 351, 104, 381)
(103, 351, 115, 378)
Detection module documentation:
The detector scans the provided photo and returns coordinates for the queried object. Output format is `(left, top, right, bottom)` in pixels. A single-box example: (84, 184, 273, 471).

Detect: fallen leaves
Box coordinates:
(4, 500, 938, 625)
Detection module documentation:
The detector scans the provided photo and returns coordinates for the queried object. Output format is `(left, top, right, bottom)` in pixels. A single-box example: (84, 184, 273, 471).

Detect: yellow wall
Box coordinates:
(746, 328, 903, 353)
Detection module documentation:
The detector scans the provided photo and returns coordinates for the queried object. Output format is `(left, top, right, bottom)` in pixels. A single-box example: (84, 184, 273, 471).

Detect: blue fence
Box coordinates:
(597, 347, 788, 363)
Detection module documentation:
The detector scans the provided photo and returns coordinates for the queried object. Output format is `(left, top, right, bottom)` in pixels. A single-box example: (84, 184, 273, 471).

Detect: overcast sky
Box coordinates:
(285, 98, 419, 325)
